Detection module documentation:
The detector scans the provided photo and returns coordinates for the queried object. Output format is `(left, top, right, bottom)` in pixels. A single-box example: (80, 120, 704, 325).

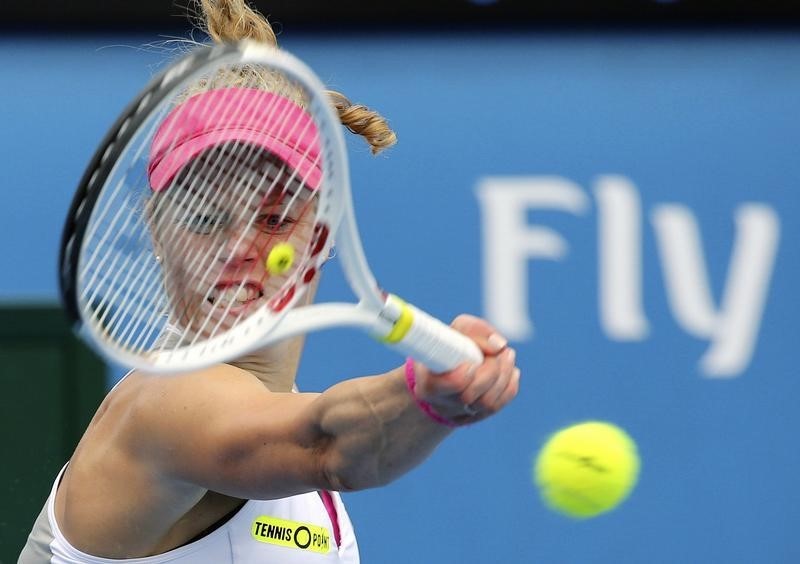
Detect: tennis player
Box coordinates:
(18, 1, 520, 562)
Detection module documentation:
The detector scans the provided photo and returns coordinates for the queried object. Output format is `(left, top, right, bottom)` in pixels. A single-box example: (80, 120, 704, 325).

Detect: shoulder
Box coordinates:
(123, 364, 267, 440)
(108, 365, 326, 499)
(120, 364, 321, 478)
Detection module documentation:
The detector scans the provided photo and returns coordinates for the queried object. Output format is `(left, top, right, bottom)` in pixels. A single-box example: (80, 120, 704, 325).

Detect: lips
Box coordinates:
(207, 281, 264, 307)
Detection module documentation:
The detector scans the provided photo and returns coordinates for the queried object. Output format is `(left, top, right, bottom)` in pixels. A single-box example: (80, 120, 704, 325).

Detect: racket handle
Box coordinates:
(382, 298, 484, 373)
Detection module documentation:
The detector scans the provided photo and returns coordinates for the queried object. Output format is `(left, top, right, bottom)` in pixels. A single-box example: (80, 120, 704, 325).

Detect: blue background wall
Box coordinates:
(2, 31, 798, 562)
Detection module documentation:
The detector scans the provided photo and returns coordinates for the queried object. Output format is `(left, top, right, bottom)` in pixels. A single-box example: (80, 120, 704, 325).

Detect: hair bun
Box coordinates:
(201, 0, 277, 46)
(197, 0, 397, 155)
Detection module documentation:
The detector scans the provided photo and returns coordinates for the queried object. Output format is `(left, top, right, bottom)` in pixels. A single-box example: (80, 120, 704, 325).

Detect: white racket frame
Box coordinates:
(77, 41, 482, 373)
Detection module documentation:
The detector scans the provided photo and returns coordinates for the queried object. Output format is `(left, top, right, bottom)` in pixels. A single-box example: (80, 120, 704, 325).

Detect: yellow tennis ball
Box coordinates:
(534, 421, 640, 519)
(265, 243, 295, 275)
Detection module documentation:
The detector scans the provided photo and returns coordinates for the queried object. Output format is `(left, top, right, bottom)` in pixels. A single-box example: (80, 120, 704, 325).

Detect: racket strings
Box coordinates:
(80, 99, 175, 286)
(164, 76, 321, 349)
(81, 187, 167, 348)
(143, 83, 273, 350)
(79, 102, 178, 347)
(84, 70, 265, 350)
(170, 157, 298, 348)
(79, 60, 326, 358)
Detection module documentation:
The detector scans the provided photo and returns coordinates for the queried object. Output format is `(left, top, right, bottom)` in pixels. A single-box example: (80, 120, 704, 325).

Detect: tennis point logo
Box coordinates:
(475, 175, 781, 378)
(251, 515, 331, 553)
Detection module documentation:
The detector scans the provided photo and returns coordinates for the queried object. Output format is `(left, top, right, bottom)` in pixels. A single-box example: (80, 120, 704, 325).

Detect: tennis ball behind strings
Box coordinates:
(534, 421, 640, 518)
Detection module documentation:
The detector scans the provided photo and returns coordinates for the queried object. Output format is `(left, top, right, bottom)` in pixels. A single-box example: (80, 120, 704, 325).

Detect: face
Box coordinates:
(148, 146, 318, 338)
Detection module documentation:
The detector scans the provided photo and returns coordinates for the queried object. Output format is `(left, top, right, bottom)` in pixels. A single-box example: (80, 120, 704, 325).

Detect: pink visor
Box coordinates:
(147, 87, 322, 192)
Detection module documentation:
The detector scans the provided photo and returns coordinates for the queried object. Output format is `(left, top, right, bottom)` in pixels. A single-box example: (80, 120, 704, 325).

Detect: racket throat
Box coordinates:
(376, 294, 413, 344)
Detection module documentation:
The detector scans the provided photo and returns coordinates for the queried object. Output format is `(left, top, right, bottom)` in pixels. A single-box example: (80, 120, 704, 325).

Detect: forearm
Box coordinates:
(314, 366, 452, 492)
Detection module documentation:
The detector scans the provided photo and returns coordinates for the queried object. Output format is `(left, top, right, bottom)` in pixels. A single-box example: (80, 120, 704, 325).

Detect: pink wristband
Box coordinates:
(404, 357, 457, 428)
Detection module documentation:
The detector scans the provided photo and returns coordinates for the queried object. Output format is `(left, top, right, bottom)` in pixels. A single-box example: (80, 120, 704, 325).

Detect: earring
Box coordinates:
(155, 255, 162, 263)
(320, 246, 336, 269)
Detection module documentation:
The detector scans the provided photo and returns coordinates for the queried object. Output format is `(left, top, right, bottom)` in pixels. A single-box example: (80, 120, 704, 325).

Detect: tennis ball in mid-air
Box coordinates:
(534, 421, 639, 519)
(266, 243, 295, 275)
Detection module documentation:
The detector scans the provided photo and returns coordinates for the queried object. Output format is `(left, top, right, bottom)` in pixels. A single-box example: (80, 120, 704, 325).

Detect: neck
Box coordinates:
(228, 336, 306, 392)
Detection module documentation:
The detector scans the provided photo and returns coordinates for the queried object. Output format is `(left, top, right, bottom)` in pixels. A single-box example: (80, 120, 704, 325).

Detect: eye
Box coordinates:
(183, 212, 228, 234)
(256, 213, 295, 234)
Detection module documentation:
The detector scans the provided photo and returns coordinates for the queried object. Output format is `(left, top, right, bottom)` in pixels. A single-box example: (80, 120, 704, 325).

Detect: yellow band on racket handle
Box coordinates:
(380, 296, 414, 344)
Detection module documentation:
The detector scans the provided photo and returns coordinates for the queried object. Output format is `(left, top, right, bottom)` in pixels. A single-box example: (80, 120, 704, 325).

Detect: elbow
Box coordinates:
(320, 463, 359, 493)
(317, 440, 361, 493)
(316, 437, 385, 493)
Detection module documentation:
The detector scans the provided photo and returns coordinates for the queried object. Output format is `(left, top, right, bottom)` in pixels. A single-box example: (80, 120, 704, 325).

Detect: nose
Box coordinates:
(220, 222, 261, 267)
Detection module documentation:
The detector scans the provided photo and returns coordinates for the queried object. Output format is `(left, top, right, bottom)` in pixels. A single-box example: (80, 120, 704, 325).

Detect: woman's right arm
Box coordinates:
(130, 315, 519, 500)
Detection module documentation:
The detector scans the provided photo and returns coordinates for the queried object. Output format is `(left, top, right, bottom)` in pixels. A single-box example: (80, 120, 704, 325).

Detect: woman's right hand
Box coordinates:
(410, 314, 520, 425)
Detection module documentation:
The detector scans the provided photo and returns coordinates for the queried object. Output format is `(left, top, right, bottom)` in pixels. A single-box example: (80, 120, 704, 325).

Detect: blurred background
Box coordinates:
(2, 1, 799, 562)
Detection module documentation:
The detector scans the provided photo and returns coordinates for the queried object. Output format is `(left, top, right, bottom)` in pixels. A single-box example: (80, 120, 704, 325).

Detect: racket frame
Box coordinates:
(60, 41, 482, 373)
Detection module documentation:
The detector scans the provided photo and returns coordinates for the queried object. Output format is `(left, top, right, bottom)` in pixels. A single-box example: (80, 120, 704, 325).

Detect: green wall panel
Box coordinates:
(0, 306, 105, 562)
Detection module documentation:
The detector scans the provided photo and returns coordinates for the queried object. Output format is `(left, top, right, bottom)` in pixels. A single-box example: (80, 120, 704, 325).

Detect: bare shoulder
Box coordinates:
(124, 364, 286, 460)
(65, 365, 261, 481)
(118, 365, 326, 500)
(54, 366, 267, 554)
(128, 363, 268, 424)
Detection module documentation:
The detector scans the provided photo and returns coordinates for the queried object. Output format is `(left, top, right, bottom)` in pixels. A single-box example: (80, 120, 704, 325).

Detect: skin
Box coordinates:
(53, 151, 521, 558)
(150, 149, 317, 338)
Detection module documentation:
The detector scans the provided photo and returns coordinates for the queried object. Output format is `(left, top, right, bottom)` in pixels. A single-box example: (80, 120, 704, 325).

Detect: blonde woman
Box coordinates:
(19, 1, 519, 562)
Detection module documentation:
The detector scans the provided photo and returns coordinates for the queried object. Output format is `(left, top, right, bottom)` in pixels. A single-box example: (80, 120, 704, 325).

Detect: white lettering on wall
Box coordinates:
(476, 175, 781, 378)
(594, 176, 650, 341)
(475, 176, 589, 339)
(652, 203, 780, 377)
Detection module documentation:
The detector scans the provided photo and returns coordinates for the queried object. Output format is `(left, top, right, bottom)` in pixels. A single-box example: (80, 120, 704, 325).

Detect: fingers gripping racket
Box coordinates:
(59, 41, 482, 373)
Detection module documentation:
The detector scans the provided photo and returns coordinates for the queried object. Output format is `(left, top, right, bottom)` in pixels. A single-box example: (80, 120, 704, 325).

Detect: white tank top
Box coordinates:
(42, 467, 360, 563)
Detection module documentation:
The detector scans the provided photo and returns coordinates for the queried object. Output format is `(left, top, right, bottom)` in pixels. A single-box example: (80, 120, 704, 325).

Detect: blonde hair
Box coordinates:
(197, 0, 397, 154)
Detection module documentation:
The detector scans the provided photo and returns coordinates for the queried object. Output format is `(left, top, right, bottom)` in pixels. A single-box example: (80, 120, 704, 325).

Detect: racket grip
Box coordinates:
(384, 301, 484, 373)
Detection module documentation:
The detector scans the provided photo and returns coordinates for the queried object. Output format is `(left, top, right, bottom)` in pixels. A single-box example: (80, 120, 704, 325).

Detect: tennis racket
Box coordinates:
(59, 40, 482, 373)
